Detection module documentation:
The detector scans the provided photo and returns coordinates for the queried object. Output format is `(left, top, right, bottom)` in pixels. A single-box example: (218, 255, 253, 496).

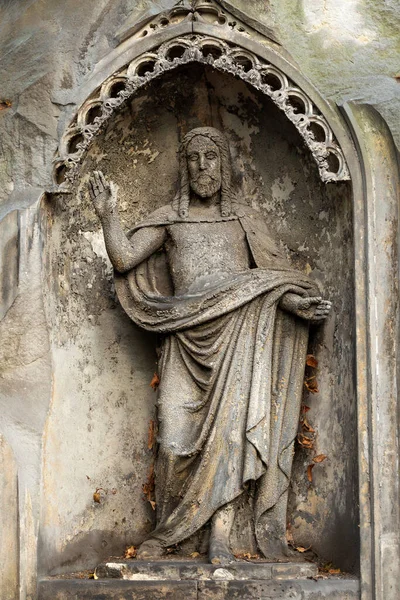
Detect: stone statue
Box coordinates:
(88, 127, 331, 564)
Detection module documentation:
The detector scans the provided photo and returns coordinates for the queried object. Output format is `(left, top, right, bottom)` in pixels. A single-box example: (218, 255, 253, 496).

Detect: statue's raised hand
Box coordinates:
(88, 170, 118, 221)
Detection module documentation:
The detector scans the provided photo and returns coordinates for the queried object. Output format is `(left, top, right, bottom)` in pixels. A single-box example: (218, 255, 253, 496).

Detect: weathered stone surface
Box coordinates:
(95, 558, 318, 580)
(0, 435, 19, 600)
(197, 577, 360, 599)
(38, 578, 198, 600)
(37, 576, 360, 599)
(0, 210, 19, 320)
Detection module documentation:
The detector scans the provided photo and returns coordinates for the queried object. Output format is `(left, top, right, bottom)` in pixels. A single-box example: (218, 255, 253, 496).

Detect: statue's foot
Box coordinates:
(209, 538, 235, 565)
(136, 539, 165, 560)
(261, 538, 293, 562)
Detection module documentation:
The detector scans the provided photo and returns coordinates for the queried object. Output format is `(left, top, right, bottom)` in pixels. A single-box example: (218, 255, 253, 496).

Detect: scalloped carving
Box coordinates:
(54, 35, 351, 187)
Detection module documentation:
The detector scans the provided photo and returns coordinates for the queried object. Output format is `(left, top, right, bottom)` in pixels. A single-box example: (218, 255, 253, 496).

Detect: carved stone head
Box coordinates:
(177, 127, 234, 219)
(186, 135, 222, 199)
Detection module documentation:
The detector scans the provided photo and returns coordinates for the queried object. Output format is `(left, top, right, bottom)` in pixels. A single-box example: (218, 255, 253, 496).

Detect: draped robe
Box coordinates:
(115, 202, 319, 551)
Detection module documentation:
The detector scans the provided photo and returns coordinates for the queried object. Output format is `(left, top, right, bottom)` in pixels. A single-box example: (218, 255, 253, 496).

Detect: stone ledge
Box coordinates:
(95, 558, 318, 581)
(38, 577, 360, 599)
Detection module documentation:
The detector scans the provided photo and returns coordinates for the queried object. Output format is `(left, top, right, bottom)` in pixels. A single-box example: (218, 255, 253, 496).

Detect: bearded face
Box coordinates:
(186, 135, 222, 198)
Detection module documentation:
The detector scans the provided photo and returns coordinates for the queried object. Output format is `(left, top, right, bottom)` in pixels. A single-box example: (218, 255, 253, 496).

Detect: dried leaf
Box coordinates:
(301, 416, 315, 433)
(313, 454, 327, 463)
(124, 545, 137, 559)
(307, 464, 315, 482)
(150, 373, 160, 390)
(234, 552, 260, 560)
(148, 419, 156, 450)
(301, 404, 311, 413)
(306, 354, 318, 368)
(88, 572, 98, 579)
(328, 568, 341, 574)
(190, 551, 201, 558)
(142, 464, 155, 507)
(297, 433, 314, 449)
(295, 545, 311, 553)
(304, 376, 319, 394)
(93, 488, 102, 503)
(0, 100, 12, 111)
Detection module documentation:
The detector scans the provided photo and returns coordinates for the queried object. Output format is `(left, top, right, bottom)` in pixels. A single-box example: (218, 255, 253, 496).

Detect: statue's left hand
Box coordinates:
(295, 296, 332, 322)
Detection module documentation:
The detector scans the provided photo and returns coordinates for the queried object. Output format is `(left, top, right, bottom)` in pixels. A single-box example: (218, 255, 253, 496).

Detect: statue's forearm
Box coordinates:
(100, 212, 138, 273)
(279, 293, 301, 315)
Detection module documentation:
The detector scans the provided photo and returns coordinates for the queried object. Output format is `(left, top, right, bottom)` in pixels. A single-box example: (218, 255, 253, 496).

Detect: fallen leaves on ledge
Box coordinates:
(88, 572, 98, 579)
(295, 545, 311, 553)
(234, 552, 260, 560)
(124, 546, 137, 559)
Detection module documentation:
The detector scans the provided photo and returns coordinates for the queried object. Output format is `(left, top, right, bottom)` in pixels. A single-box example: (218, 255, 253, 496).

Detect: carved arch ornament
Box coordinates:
(54, 31, 351, 188)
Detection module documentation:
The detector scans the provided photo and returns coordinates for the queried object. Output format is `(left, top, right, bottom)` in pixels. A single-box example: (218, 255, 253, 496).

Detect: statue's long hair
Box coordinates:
(177, 127, 235, 218)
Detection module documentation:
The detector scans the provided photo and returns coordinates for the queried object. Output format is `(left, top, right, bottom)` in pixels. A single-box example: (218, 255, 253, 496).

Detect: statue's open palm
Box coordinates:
(88, 170, 118, 220)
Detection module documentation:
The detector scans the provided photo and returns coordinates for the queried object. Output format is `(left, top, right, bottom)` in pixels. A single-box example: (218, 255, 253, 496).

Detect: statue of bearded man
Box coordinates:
(89, 127, 331, 564)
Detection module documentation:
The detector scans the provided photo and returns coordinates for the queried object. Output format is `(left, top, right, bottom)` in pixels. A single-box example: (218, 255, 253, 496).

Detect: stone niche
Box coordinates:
(39, 61, 358, 576)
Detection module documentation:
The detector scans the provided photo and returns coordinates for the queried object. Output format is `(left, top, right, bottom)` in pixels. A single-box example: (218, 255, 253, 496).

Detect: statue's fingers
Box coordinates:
(316, 304, 330, 312)
(88, 185, 95, 201)
(93, 171, 104, 192)
(91, 172, 100, 193)
(309, 296, 322, 305)
(89, 179, 98, 197)
(99, 171, 108, 190)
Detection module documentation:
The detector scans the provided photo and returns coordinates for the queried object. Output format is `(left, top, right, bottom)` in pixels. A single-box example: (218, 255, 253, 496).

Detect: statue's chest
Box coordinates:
(166, 220, 250, 292)
(167, 220, 247, 263)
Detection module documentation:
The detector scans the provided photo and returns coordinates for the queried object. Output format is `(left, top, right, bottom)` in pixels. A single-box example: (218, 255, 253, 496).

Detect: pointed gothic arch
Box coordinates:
(53, 11, 355, 188)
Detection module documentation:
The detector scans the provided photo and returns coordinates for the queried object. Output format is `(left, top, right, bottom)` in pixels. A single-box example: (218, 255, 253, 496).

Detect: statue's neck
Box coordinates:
(189, 191, 221, 210)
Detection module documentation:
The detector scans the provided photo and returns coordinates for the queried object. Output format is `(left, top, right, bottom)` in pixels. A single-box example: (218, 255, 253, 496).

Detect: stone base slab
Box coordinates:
(38, 577, 360, 599)
(95, 558, 318, 581)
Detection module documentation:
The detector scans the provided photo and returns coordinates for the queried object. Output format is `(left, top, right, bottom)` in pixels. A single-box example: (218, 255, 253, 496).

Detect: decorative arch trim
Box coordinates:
(54, 33, 351, 187)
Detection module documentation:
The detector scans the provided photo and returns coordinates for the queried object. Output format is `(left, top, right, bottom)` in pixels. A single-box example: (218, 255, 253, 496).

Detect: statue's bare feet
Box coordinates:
(209, 503, 236, 565)
(209, 537, 235, 565)
(136, 539, 165, 560)
(261, 538, 293, 562)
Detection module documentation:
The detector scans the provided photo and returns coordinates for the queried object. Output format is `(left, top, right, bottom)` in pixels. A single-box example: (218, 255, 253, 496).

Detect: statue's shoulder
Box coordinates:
(128, 203, 179, 236)
(232, 201, 270, 230)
